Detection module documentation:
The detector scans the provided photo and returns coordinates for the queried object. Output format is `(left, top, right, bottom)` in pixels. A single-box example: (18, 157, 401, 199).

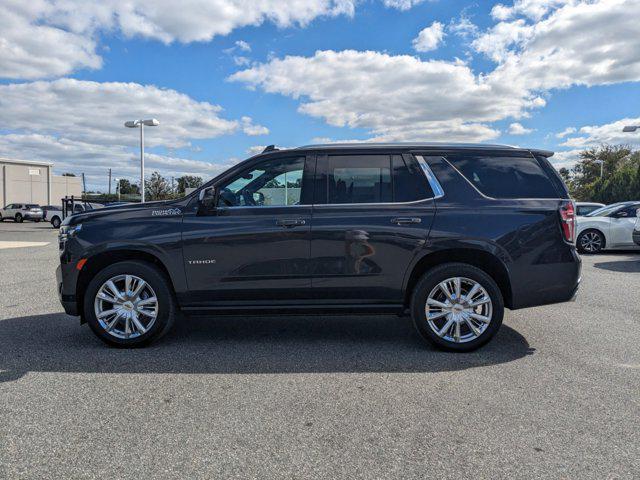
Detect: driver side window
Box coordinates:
(217, 156, 305, 208)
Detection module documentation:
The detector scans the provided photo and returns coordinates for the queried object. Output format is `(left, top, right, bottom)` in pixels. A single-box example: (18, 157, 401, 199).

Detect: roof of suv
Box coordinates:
(278, 142, 553, 157)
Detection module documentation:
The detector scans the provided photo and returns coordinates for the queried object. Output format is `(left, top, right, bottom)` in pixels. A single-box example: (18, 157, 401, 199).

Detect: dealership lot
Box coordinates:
(0, 222, 638, 479)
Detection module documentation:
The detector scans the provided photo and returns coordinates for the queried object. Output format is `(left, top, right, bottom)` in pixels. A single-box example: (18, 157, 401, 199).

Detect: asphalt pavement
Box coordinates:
(0, 221, 638, 479)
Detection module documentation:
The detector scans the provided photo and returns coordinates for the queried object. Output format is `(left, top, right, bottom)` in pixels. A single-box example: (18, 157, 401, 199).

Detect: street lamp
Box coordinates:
(594, 159, 604, 178)
(125, 118, 159, 202)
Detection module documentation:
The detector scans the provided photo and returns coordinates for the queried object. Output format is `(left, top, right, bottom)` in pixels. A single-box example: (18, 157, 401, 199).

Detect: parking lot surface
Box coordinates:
(1, 221, 638, 479)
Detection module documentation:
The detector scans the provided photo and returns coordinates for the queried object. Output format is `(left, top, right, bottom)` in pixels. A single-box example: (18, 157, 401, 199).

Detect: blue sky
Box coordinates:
(1, 0, 639, 190)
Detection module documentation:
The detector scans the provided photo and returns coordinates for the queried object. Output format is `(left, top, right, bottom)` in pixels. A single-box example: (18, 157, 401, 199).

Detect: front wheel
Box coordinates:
(84, 261, 176, 347)
(411, 263, 504, 352)
(577, 230, 604, 254)
(51, 217, 61, 229)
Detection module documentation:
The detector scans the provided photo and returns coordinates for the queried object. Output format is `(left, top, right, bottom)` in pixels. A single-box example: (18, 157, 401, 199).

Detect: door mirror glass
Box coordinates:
(198, 187, 217, 214)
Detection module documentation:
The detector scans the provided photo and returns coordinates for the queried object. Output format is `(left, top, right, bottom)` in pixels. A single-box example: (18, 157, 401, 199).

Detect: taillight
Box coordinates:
(559, 200, 576, 243)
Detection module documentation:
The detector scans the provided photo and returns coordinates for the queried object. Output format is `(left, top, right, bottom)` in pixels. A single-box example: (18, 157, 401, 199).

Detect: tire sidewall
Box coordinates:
(52, 217, 61, 228)
(84, 261, 174, 347)
(411, 263, 504, 352)
(15, 214, 22, 223)
(577, 230, 604, 254)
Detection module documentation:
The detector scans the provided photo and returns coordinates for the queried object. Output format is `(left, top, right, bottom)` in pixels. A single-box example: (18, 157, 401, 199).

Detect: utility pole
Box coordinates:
(82, 173, 87, 196)
(108, 168, 112, 195)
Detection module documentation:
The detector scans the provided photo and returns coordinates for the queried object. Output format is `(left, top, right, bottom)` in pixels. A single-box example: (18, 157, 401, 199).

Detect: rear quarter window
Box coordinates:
(446, 154, 560, 199)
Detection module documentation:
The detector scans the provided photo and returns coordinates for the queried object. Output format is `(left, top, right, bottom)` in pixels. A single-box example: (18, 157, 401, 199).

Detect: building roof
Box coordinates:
(0, 157, 53, 167)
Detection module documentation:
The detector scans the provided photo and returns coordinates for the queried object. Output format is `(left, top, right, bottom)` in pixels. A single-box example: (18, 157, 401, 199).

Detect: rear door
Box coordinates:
(309, 152, 436, 304)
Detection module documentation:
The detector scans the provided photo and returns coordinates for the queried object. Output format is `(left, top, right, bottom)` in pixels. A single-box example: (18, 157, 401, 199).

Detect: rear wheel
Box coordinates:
(15, 213, 23, 223)
(84, 261, 176, 347)
(577, 229, 604, 254)
(51, 217, 61, 229)
(411, 263, 504, 352)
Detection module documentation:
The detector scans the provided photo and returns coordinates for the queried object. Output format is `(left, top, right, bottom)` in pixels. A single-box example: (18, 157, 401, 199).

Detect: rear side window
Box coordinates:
(327, 155, 391, 204)
(324, 154, 432, 204)
(446, 154, 560, 199)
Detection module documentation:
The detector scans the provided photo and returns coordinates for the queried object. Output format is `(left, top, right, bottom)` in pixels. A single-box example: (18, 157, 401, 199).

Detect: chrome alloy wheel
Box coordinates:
(580, 232, 603, 253)
(94, 274, 158, 339)
(425, 277, 493, 344)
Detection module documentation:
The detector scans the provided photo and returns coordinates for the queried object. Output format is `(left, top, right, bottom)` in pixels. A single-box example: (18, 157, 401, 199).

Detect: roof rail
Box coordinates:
(262, 145, 278, 153)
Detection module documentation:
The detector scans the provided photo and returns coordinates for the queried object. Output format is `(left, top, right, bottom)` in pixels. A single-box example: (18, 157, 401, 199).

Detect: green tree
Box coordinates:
(117, 179, 140, 195)
(176, 175, 203, 195)
(568, 145, 638, 202)
(145, 171, 172, 200)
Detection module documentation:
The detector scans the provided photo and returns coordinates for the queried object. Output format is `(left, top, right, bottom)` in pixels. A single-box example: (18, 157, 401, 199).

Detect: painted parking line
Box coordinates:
(0, 241, 50, 250)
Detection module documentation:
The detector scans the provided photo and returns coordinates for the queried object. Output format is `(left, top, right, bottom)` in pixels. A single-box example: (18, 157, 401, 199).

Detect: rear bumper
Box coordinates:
(24, 212, 44, 220)
(509, 248, 582, 309)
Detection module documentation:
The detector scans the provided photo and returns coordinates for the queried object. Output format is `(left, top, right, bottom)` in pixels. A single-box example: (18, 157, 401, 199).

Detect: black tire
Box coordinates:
(577, 229, 605, 254)
(51, 216, 61, 229)
(15, 213, 23, 223)
(83, 261, 176, 347)
(411, 262, 504, 352)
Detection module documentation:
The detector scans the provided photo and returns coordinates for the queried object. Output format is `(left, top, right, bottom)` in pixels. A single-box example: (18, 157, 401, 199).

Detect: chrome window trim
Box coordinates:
(414, 155, 445, 199)
(210, 153, 446, 209)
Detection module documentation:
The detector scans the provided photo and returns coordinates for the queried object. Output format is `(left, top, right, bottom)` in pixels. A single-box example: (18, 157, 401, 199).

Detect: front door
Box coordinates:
(609, 205, 639, 247)
(310, 153, 436, 304)
(181, 155, 314, 306)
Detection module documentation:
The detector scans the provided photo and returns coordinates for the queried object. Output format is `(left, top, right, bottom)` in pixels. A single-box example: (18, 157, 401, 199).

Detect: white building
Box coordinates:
(0, 158, 83, 208)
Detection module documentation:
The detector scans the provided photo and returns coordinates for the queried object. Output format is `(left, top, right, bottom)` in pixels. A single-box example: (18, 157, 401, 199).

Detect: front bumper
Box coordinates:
(56, 262, 79, 316)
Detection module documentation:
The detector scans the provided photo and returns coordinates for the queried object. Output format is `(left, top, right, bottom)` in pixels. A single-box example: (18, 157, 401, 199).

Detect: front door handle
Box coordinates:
(276, 218, 306, 228)
(391, 217, 421, 225)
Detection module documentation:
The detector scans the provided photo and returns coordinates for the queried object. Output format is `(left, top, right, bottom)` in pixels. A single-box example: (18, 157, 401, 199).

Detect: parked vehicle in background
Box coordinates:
(42, 205, 62, 223)
(633, 210, 640, 247)
(57, 143, 581, 352)
(49, 202, 103, 228)
(0, 203, 44, 222)
(575, 202, 605, 217)
(576, 201, 640, 253)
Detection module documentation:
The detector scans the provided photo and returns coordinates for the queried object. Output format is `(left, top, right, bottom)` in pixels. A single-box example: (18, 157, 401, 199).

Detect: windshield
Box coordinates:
(586, 203, 630, 217)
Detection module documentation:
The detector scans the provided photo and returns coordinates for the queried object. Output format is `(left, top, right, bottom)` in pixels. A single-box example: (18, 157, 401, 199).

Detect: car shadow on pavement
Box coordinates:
(593, 259, 640, 273)
(0, 313, 534, 382)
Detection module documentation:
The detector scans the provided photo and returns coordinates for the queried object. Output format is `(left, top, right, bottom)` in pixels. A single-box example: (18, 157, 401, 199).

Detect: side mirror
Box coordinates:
(198, 187, 217, 214)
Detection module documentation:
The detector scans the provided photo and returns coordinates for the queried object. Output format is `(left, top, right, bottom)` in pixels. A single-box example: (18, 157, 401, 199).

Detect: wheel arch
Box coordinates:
(75, 249, 176, 319)
(404, 248, 513, 309)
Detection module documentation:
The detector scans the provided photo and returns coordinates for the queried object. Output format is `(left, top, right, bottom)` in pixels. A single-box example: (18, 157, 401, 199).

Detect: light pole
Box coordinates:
(125, 118, 159, 202)
(595, 159, 604, 178)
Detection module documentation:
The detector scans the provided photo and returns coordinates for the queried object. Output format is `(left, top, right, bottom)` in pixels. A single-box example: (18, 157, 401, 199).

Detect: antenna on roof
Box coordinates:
(262, 145, 278, 153)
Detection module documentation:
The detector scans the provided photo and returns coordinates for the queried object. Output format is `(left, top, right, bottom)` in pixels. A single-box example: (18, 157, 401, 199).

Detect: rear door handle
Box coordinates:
(276, 218, 306, 228)
(391, 217, 421, 225)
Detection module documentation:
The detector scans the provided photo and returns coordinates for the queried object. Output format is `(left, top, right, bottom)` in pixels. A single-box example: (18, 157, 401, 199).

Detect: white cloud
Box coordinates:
(555, 127, 577, 139)
(478, 0, 640, 93)
(508, 122, 534, 135)
(491, 1, 572, 21)
(559, 117, 640, 148)
(0, 79, 266, 185)
(383, 0, 428, 11)
(229, 49, 539, 142)
(235, 40, 251, 52)
(0, 0, 357, 79)
(412, 21, 445, 52)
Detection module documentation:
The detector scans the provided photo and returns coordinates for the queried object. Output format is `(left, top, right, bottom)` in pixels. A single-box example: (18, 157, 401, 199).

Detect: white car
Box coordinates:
(576, 201, 640, 253)
(575, 202, 605, 217)
(0, 203, 44, 223)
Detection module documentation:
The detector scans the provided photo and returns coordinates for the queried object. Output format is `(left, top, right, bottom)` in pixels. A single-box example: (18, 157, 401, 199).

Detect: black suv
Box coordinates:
(57, 143, 581, 351)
